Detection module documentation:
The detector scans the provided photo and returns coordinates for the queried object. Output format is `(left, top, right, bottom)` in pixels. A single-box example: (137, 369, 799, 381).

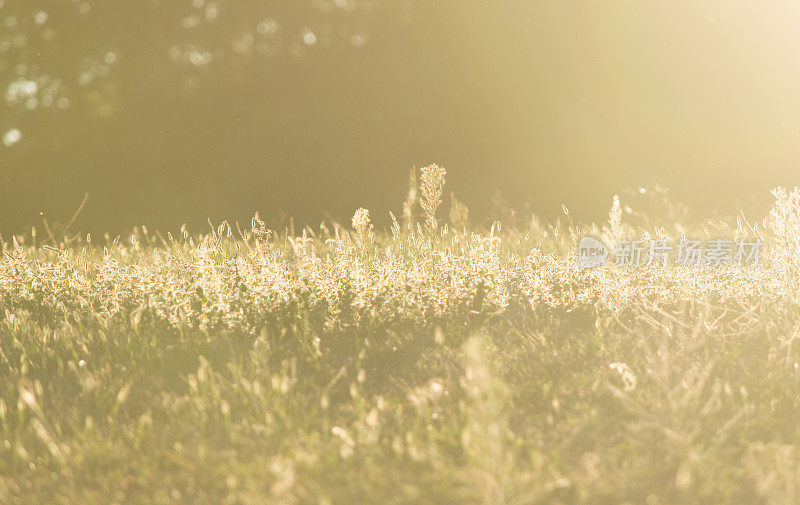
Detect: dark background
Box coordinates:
(2, 0, 799, 235)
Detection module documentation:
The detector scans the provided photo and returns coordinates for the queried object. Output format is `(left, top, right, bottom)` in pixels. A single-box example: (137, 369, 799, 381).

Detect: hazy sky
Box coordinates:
(453, 1, 800, 212)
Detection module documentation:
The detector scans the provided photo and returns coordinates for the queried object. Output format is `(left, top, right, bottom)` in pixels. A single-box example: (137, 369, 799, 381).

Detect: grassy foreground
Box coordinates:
(3, 178, 800, 504)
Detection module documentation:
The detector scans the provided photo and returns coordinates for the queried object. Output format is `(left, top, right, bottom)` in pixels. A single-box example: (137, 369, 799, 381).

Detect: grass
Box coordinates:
(2, 173, 800, 504)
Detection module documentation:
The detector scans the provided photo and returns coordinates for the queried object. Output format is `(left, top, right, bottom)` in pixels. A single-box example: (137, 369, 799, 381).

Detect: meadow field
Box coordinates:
(2, 169, 800, 504)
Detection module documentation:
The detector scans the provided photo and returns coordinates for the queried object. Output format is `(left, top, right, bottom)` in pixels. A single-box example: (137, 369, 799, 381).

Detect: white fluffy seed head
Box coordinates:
(352, 207, 370, 234)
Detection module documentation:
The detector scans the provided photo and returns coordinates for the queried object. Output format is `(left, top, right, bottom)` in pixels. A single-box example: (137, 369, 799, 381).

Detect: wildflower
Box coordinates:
(352, 208, 371, 235)
(420, 163, 447, 231)
(608, 362, 637, 391)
